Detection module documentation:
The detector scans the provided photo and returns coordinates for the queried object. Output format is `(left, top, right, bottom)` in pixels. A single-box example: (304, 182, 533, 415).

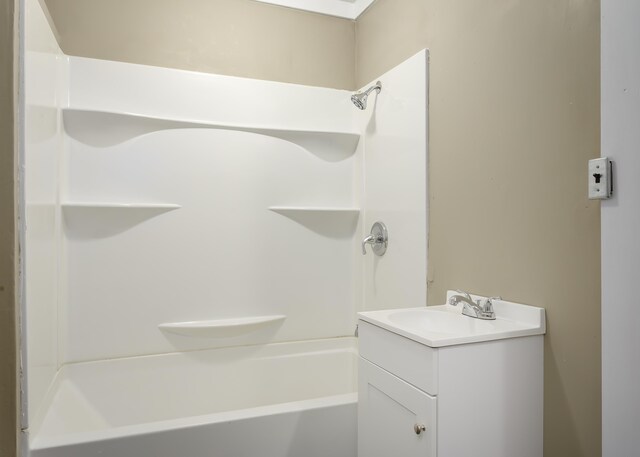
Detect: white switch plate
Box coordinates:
(588, 157, 613, 200)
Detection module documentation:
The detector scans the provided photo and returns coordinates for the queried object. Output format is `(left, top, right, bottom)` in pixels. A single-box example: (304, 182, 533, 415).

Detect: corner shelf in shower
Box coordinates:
(268, 206, 360, 216)
(158, 315, 287, 338)
(62, 202, 181, 217)
(62, 108, 361, 157)
(62, 202, 182, 211)
(268, 206, 359, 237)
(62, 202, 181, 238)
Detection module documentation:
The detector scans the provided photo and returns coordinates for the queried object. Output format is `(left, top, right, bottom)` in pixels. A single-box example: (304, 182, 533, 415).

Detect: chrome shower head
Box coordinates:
(351, 93, 367, 110)
(351, 81, 382, 110)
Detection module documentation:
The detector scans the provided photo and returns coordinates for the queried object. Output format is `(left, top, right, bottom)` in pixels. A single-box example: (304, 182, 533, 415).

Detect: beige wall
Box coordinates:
(43, 0, 355, 90)
(0, 0, 17, 455)
(357, 1, 601, 456)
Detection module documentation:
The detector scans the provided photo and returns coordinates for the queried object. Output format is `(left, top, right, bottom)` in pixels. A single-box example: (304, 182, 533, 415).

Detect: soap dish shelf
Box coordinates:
(158, 315, 286, 338)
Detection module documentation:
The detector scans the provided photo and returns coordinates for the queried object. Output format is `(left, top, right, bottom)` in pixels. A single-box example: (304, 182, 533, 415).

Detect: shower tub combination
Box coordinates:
(29, 338, 358, 457)
(23, 4, 429, 455)
(25, 47, 365, 457)
(24, 52, 366, 457)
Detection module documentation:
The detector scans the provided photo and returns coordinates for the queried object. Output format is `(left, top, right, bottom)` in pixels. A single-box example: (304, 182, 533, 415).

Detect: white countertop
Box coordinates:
(358, 291, 546, 348)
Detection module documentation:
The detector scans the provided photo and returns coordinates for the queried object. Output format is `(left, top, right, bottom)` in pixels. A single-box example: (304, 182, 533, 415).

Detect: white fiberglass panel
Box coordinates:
(359, 50, 429, 310)
(61, 58, 360, 362)
(24, 0, 66, 424)
(32, 338, 357, 445)
(63, 128, 358, 361)
(67, 57, 357, 135)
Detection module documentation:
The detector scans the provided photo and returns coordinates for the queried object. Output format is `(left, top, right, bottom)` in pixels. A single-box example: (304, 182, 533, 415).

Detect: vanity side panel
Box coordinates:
(437, 336, 543, 457)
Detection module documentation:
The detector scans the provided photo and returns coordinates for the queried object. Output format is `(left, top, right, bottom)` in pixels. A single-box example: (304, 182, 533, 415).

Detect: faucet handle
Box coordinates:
(361, 234, 376, 255)
(482, 296, 502, 313)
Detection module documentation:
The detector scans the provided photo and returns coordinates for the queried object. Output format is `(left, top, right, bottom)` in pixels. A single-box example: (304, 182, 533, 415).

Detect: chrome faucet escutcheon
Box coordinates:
(362, 222, 388, 256)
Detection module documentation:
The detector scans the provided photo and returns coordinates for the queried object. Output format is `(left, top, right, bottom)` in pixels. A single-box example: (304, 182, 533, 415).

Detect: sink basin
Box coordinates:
(387, 308, 496, 335)
(358, 291, 545, 347)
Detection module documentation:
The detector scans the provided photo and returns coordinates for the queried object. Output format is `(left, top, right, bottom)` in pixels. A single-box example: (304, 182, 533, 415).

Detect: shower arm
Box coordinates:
(361, 83, 381, 97)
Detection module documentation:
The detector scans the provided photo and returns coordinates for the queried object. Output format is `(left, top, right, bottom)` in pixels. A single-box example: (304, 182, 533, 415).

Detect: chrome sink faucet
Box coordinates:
(448, 290, 500, 320)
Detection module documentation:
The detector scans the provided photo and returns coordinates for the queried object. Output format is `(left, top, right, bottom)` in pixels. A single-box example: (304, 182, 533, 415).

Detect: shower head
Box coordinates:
(350, 93, 367, 110)
(351, 81, 382, 110)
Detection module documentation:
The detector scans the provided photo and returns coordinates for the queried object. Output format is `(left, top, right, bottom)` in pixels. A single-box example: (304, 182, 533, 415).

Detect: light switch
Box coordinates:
(588, 157, 613, 200)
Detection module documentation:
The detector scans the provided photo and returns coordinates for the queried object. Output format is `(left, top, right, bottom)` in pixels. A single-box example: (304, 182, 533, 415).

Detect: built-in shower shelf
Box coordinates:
(63, 108, 360, 157)
(62, 202, 181, 238)
(268, 206, 359, 236)
(268, 206, 360, 215)
(62, 202, 181, 210)
(158, 315, 287, 338)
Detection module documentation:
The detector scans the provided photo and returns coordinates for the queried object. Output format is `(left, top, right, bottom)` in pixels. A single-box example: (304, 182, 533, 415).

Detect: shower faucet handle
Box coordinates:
(361, 234, 376, 255)
(361, 222, 388, 256)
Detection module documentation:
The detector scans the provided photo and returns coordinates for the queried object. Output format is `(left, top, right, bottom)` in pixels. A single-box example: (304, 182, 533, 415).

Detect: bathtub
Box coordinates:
(29, 337, 358, 457)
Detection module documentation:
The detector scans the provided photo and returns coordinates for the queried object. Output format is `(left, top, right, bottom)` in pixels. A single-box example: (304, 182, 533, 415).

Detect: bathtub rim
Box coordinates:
(28, 336, 359, 451)
(30, 392, 358, 450)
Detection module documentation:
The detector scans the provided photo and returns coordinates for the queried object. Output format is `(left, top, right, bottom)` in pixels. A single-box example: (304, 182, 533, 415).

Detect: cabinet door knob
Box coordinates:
(414, 424, 426, 435)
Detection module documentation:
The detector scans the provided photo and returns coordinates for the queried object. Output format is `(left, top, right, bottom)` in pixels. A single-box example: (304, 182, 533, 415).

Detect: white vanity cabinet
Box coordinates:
(358, 356, 437, 457)
(357, 295, 545, 457)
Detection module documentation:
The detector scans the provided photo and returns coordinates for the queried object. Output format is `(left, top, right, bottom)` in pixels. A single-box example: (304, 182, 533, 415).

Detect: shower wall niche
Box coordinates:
(23, 2, 428, 448)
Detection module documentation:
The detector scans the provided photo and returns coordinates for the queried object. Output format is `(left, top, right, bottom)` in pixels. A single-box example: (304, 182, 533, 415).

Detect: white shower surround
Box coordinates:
(61, 56, 362, 363)
(23, 0, 66, 426)
(23, 3, 429, 454)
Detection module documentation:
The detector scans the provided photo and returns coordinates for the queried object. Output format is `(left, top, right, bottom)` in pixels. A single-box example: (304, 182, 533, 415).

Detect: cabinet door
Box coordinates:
(358, 358, 437, 457)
